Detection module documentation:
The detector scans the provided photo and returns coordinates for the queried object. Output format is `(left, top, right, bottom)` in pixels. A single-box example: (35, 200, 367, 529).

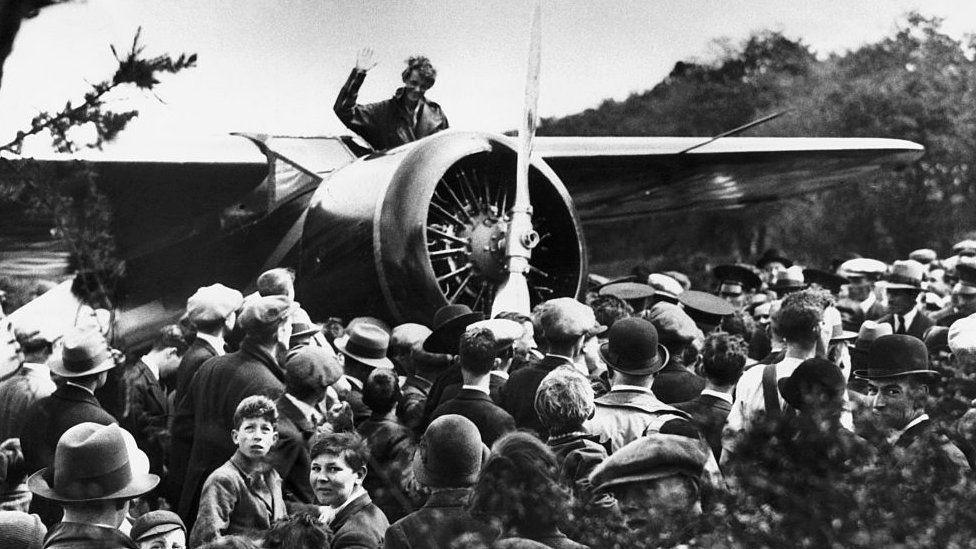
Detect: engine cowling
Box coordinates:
(296, 131, 587, 324)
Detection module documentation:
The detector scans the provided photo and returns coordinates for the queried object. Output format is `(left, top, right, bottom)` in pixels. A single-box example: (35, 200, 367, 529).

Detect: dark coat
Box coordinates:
(121, 360, 170, 476)
(548, 433, 607, 496)
(652, 361, 706, 404)
(398, 375, 432, 432)
(422, 364, 462, 431)
(358, 416, 416, 523)
(674, 392, 733, 460)
(498, 355, 574, 437)
(877, 311, 935, 340)
(21, 384, 116, 527)
(431, 388, 516, 447)
(489, 372, 507, 403)
(44, 522, 138, 549)
(331, 492, 390, 549)
(384, 488, 498, 549)
(168, 338, 218, 507)
(334, 69, 449, 151)
(269, 395, 317, 514)
(176, 341, 286, 528)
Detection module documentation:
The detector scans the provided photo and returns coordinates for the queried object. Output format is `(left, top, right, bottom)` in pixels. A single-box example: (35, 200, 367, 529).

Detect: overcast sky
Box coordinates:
(3, 0, 976, 154)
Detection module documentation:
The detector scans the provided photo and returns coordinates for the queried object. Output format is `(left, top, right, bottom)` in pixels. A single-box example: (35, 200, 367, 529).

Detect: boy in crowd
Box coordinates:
(191, 396, 286, 546)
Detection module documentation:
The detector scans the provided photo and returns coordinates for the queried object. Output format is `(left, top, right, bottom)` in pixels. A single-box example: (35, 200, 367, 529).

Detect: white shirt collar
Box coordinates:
(898, 307, 919, 330)
(610, 384, 652, 394)
(859, 292, 877, 314)
(285, 393, 321, 424)
(330, 486, 367, 519)
(140, 355, 160, 381)
(65, 381, 95, 395)
(195, 332, 226, 356)
(889, 413, 929, 445)
(700, 388, 734, 404)
(462, 384, 491, 396)
(490, 370, 509, 381)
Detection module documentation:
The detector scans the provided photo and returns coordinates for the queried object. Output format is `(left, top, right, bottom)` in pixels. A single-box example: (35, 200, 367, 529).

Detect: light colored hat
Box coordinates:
(538, 297, 606, 341)
(838, 258, 887, 277)
(186, 284, 244, 325)
(885, 259, 925, 290)
(853, 320, 894, 354)
(467, 319, 524, 353)
(909, 249, 938, 265)
(948, 314, 976, 355)
(647, 273, 684, 301)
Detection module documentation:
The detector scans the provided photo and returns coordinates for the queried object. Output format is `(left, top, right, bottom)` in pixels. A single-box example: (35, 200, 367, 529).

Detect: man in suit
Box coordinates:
(168, 283, 243, 508)
(175, 295, 293, 528)
(430, 324, 517, 447)
(839, 258, 889, 322)
(19, 327, 121, 526)
(935, 262, 976, 327)
(122, 325, 188, 494)
(499, 298, 604, 437)
(675, 332, 748, 460)
(878, 260, 933, 340)
(271, 346, 342, 516)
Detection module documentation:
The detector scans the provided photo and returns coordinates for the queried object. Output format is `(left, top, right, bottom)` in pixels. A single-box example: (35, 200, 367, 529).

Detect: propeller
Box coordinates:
(491, 0, 542, 318)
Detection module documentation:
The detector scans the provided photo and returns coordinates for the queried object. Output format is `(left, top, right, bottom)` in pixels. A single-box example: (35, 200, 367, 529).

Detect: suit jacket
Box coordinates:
(652, 361, 706, 404)
(121, 360, 170, 476)
(674, 392, 733, 460)
(358, 415, 416, 523)
(422, 364, 462, 431)
(189, 452, 286, 547)
(0, 363, 56, 443)
(384, 488, 498, 549)
(269, 395, 317, 513)
(176, 341, 285, 528)
(585, 388, 690, 454)
(168, 338, 218, 507)
(877, 310, 934, 340)
(488, 372, 507, 403)
(498, 355, 574, 437)
(892, 417, 970, 471)
(44, 521, 138, 549)
(21, 384, 116, 527)
(331, 491, 390, 549)
(431, 388, 516, 447)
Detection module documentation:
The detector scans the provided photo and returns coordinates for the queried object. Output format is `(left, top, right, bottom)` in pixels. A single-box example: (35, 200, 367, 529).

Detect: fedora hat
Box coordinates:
(289, 321, 322, 341)
(853, 320, 893, 354)
(599, 317, 669, 376)
(884, 259, 925, 290)
(48, 327, 118, 378)
(769, 266, 808, 294)
(28, 423, 159, 503)
(854, 334, 938, 380)
(423, 304, 484, 354)
(335, 323, 393, 369)
(778, 357, 846, 411)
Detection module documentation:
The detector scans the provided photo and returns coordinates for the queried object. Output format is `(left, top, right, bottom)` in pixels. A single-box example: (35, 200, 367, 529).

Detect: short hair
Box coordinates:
(590, 295, 633, 330)
(719, 311, 756, 341)
(534, 367, 595, 435)
(257, 268, 295, 297)
(264, 514, 331, 549)
(401, 55, 437, 87)
(459, 327, 497, 376)
(775, 290, 829, 345)
(362, 369, 401, 416)
(701, 332, 747, 385)
(152, 324, 190, 354)
(199, 536, 262, 549)
(309, 431, 369, 471)
(233, 395, 278, 429)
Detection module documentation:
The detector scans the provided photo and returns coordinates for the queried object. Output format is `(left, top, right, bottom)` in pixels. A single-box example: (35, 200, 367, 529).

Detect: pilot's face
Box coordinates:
(402, 69, 431, 104)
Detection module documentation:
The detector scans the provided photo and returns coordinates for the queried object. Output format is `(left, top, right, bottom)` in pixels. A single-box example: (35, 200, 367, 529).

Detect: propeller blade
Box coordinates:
(492, 0, 541, 318)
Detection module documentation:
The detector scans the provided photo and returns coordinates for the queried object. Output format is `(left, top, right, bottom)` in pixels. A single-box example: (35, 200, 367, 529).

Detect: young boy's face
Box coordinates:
(232, 417, 278, 459)
(138, 528, 186, 549)
(310, 452, 364, 507)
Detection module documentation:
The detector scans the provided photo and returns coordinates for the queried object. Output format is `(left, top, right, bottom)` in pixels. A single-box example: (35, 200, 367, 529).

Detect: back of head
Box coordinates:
(775, 289, 829, 346)
(362, 368, 401, 416)
(415, 414, 486, 489)
(701, 332, 747, 386)
(537, 297, 598, 348)
(200, 535, 262, 549)
(239, 295, 294, 343)
(590, 295, 633, 330)
(152, 324, 190, 354)
(257, 268, 295, 298)
(534, 367, 595, 435)
(459, 327, 498, 376)
(263, 513, 331, 549)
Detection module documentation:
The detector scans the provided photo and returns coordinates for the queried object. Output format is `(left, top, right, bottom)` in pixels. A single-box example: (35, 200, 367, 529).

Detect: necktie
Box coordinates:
(896, 315, 906, 335)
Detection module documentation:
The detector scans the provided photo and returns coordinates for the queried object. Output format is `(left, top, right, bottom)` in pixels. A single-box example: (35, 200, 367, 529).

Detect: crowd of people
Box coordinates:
(0, 239, 974, 548)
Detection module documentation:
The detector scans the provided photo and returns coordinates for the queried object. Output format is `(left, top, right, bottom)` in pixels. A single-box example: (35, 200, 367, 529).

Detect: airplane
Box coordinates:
(2, 128, 924, 353)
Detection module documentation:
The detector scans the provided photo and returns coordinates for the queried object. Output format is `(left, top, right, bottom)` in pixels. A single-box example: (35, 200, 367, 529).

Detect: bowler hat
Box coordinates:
(285, 346, 343, 390)
(335, 323, 393, 369)
(48, 327, 117, 378)
(130, 510, 185, 542)
(423, 304, 484, 354)
(28, 423, 159, 502)
(713, 264, 762, 293)
(239, 295, 294, 336)
(186, 284, 244, 325)
(802, 268, 849, 295)
(854, 334, 938, 380)
(769, 266, 808, 294)
(756, 248, 793, 269)
(599, 317, 669, 376)
(678, 291, 734, 330)
(589, 433, 709, 492)
(413, 414, 488, 488)
(778, 357, 846, 411)
(885, 260, 925, 290)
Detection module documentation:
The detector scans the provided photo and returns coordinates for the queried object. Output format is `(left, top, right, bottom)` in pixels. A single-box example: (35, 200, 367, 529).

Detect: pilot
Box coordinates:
(334, 47, 449, 151)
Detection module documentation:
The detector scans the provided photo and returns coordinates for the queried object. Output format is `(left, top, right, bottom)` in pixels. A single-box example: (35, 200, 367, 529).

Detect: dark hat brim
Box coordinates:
(28, 468, 159, 503)
(591, 466, 701, 492)
(48, 356, 118, 379)
(884, 282, 922, 291)
(599, 342, 670, 376)
(334, 337, 394, 369)
(852, 369, 940, 381)
(422, 312, 484, 354)
(290, 325, 322, 339)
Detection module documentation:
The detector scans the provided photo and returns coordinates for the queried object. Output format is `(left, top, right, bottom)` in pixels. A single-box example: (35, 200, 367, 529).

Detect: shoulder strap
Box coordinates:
(762, 363, 781, 422)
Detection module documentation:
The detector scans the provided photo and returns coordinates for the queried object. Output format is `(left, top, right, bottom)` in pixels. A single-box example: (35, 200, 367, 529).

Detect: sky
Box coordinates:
(3, 0, 976, 154)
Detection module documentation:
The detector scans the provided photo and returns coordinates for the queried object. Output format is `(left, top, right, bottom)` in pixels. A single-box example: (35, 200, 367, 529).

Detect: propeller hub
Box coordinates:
(466, 213, 508, 281)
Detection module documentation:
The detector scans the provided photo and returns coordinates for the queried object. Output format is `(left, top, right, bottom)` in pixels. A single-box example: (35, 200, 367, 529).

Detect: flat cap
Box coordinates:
(643, 302, 703, 346)
(285, 345, 343, 388)
(467, 318, 524, 353)
(186, 284, 244, 325)
(589, 433, 709, 492)
(538, 297, 605, 341)
(949, 314, 976, 355)
(647, 273, 684, 302)
(838, 258, 887, 277)
(909, 248, 938, 264)
(239, 295, 294, 335)
(130, 510, 185, 542)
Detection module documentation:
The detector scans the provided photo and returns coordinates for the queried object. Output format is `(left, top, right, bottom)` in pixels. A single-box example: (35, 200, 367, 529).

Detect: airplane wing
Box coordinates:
(535, 136, 925, 224)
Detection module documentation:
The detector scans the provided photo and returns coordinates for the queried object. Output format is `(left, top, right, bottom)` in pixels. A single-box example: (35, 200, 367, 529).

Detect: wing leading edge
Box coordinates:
(535, 136, 925, 223)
